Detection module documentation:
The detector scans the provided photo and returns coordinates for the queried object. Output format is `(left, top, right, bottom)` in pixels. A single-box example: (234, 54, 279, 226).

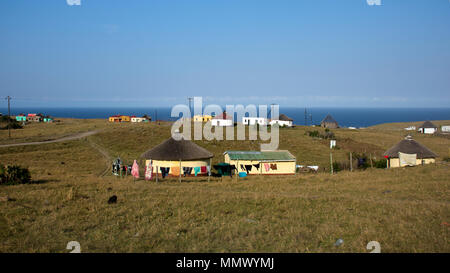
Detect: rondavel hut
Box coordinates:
(383, 135, 437, 168)
(141, 135, 214, 178)
(320, 114, 339, 129)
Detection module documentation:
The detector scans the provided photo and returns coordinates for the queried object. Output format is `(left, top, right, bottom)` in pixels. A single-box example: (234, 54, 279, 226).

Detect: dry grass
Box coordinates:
(0, 119, 449, 252)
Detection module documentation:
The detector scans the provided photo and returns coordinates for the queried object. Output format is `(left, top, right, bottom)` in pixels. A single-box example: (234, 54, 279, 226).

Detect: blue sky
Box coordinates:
(0, 0, 449, 107)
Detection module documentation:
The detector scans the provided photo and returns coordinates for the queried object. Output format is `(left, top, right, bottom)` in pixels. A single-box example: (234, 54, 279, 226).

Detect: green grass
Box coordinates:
(0, 119, 449, 252)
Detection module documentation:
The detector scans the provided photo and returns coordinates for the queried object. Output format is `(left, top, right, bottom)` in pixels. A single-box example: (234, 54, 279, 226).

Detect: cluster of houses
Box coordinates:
(192, 111, 294, 127)
(412, 121, 450, 134)
(108, 115, 151, 123)
(15, 113, 53, 123)
(138, 129, 439, 181)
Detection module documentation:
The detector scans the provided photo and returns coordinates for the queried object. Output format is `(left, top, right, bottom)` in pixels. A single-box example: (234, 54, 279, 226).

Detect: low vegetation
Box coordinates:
(0, 119, 449, 252)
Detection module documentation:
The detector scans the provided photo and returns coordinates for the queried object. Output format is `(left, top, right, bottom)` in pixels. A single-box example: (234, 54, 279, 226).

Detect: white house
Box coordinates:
(131, 116, 150, 123)
(269, 114, 293, 127)
(442, 125, 450, 132)
(211, 111, 233, 127)
(404, 126, 416, 131)
(418, 121, 438, 134)
(242, 117, 268, 126)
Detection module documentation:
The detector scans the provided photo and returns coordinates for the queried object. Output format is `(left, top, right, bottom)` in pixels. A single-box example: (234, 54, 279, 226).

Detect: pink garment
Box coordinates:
(145, 160, 152, 180)
(264, 163, 270, 172)
(131, 160, 140, 179)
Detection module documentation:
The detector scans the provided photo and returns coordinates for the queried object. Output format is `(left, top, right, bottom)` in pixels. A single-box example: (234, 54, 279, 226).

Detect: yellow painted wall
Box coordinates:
(121, 116, 131, 122)
(193, 115, 213, 122)
(109, 117, 121, 122)
(224, 154, 296, 175)
(388, 158, 436, 168)
(145, 159, 210, 175)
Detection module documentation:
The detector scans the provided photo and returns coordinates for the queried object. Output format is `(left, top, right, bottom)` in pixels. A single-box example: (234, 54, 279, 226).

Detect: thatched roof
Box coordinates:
(419, 121, 437, 129)
(383, 136, 437, 158)
(321, 114, 338, 124)
(278, 114, 293, 121)
(141, 136, 213, 160)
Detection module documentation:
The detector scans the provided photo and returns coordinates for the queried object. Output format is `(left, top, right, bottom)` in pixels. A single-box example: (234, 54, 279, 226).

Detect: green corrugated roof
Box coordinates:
(225, 151, 295, 161)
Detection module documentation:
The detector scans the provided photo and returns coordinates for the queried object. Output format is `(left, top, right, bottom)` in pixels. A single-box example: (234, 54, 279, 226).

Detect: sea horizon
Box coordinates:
(1, 106, 449, 128)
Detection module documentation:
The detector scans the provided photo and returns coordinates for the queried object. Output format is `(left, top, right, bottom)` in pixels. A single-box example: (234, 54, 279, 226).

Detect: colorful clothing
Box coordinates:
(194, 167, 201, 176)
(131, 160, 139, 179)
(145, 160, 152, 180)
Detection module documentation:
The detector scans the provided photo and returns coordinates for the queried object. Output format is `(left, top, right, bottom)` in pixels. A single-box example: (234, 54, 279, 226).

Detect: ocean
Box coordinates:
(1, 107, 449, 128)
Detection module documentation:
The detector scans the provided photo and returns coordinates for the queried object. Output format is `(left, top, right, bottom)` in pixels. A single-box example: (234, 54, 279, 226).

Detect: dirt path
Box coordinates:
(86, 138, 113, 177)
(0, 130, 99, 148)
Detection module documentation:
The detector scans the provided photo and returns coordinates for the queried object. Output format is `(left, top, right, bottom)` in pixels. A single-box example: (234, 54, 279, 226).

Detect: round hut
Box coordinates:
(383, 135, 437, 168)
(141, 136, 213, 177)
(320, 114, 339, 129)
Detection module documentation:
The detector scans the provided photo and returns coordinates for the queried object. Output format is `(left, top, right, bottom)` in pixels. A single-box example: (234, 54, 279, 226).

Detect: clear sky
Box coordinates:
(1, 0, 449, 107)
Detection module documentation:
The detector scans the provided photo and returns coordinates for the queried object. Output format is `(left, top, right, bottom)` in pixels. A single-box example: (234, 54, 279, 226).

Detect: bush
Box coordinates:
(307, 130, 320, 138)
(0, 116, 23, 130)
(374, 159, 388, 168)
(306, 130, 335, 140)
(0, 165, 32, 185)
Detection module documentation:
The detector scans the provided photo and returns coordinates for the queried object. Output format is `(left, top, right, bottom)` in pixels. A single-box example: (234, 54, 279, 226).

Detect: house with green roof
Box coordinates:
(224, 150, 296, 175)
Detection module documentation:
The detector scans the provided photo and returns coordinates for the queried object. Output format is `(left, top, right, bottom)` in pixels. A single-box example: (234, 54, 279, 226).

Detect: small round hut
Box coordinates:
(383, 135, 437, 168)
(320, 114, 339, 129)
(141, 136, 213, 177)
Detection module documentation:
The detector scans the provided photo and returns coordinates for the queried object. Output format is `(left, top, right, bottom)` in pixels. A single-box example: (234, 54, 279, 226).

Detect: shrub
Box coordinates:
(0, 165, 32, 185)
(0, 116, 23, 130)
(374, 159, 388, 168)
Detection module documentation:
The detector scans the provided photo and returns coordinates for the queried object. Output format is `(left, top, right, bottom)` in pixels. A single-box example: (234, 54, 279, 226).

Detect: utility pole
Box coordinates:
(309, 114, 312, 126)
(5, 96, 11, 138)
(304, 108, 307, 126)
(188, 97, 193, 118)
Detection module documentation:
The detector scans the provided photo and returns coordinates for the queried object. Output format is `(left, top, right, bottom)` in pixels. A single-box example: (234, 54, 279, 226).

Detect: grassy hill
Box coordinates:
(0, 119, 449, 252)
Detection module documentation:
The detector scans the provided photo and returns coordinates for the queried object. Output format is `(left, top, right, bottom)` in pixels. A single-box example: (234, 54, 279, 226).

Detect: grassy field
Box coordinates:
(0, 119, 449, 252)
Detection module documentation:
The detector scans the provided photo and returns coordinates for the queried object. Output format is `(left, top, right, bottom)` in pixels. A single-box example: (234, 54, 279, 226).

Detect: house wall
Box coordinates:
(121, 116, 131, 122)
(212, 119, 233, 126)
(269, 120, 292, 127)
(224, 154, 296, 175)
(321, 122, 338, 129)
(242, 117, 268, 125)
(442, 126, 450, 132)
(145, 159, 210, 176)
(388, 158, 436, 168)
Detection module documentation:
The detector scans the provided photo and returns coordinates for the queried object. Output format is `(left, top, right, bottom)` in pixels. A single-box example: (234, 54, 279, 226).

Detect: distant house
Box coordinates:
(269, 114, 293, 127)
(193, 115, 213, 122)
(404, 126, 416, 131)
(43, 116, 53, 123)
(131, 116, 143, 123)
(383, 135, 437, 168)
(212, 111, 233, 127)
(27, 113, 43, 122)
(120, 115, 131, 122)
(242, 117, 268, 126)
(15, 114, 27, 122)
(320, 114, 339, 129)
(442, 125, 450, 133)
(418, 121, 438, 134)
(223, 150, 296, 175)
(109, 115, 122, 122)
(131, 116, 151, 122)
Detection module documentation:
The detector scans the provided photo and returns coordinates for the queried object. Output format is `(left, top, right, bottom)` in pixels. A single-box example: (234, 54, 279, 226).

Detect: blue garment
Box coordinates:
(194, 167, 201, 176)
